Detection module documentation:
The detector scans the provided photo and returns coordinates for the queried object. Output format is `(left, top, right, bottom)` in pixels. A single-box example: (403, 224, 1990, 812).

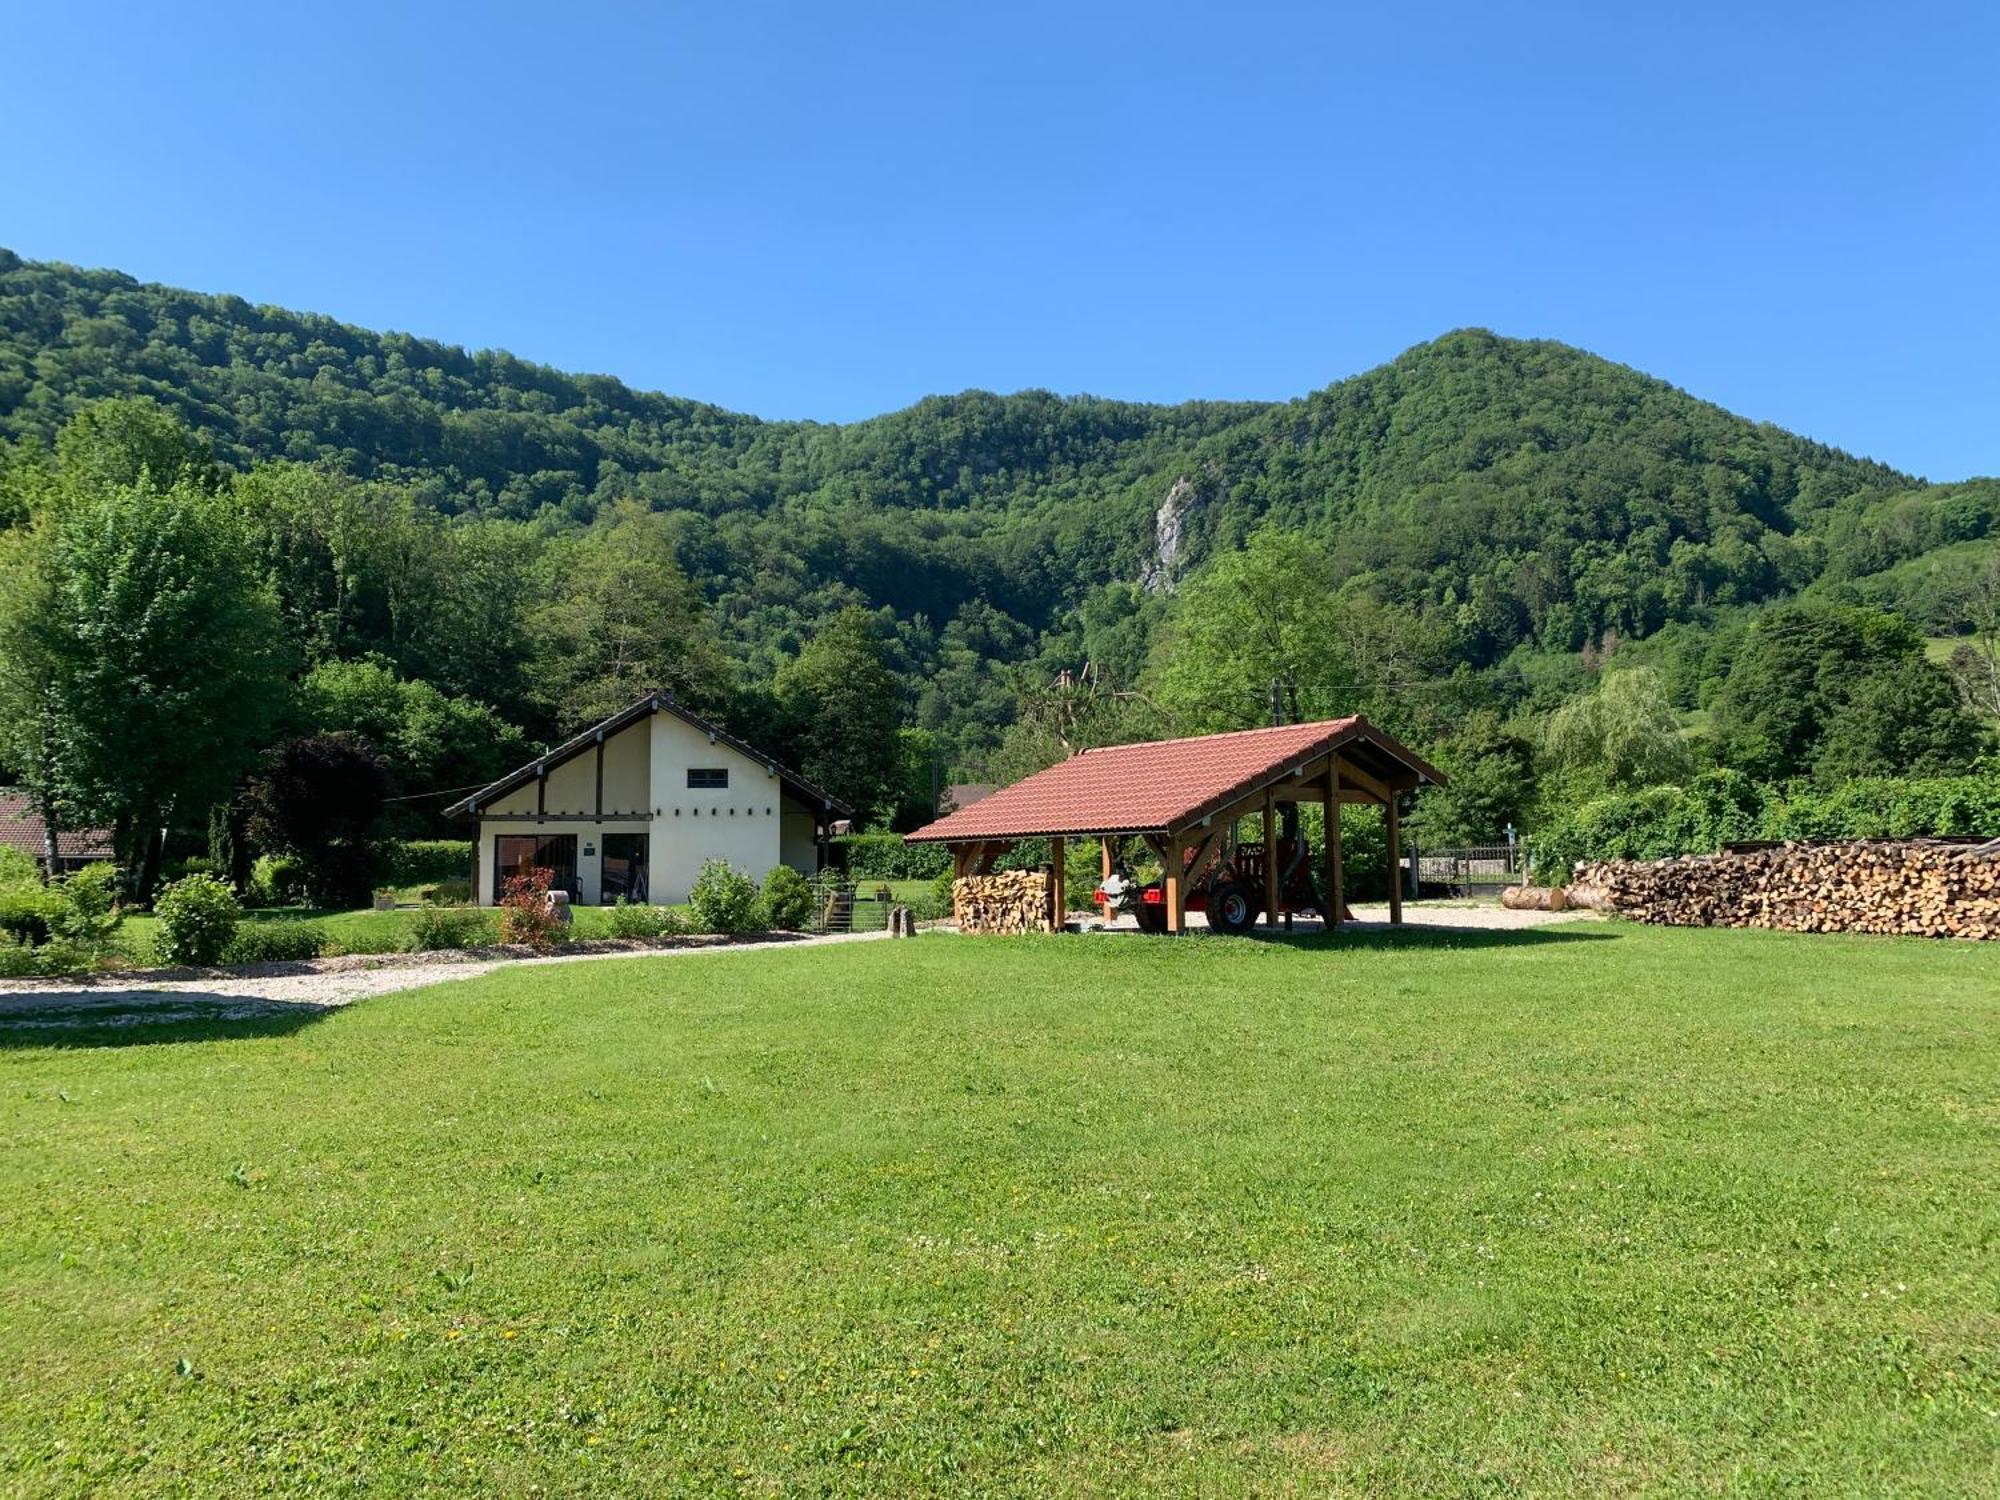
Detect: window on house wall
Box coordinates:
(687, 768, 728, 789)
(494, 834, 579, 901)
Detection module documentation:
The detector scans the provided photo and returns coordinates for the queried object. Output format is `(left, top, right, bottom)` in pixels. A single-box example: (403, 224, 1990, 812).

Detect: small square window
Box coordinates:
(687, 768, 728, 790)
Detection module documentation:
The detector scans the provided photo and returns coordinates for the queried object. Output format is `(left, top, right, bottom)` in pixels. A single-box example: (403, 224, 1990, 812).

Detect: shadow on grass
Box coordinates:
(1261, 924, 1622, 954)
(0, 992, 336, 1050)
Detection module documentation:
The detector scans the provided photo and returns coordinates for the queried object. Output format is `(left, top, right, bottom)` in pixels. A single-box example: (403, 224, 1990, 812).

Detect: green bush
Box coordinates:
(419, 879, 473, 905)
(163, 855, 218, 882)
(153, 874, 242, 966)
(832, 833, 950, 881)
(688, 859, 763, 935)
(53, 863, 124, 941)
(246, 853, 308, 907)
(383, 839, 475, 886)
(910, 871, 954, 922)
(0, 935, 38, 978)
(222, 919, 329, 965)
(761, 865, 813, 930)
(0, 845, 38, 886)
(1761, 773, 2000, 841)
(406, 904, 494, 953)
(0, 884, 65, 947)
(1529, 770, 2000, 881)
(603, 899, 689, 940)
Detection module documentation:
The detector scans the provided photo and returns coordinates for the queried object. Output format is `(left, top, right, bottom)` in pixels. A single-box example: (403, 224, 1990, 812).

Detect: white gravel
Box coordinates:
(0, 929, 896, 1031)
(0, 902, 1593, 1034)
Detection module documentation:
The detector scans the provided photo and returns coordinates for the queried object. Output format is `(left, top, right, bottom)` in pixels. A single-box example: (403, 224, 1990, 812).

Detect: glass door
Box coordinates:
(494, 834, 579, 901)
(600, 833, 649, 903)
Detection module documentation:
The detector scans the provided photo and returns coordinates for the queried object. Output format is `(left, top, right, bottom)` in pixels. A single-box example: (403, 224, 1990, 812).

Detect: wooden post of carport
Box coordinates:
(1163, 833, 1185, 935)
(1385, 790, 1403, 926)
(1262, 791, 1279, 928)
(1323, 761, 1343, 931)
(1048, 836, 1065, 932)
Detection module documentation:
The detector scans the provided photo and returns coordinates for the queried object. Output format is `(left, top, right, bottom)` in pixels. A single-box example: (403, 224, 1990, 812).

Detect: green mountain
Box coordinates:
(3, 249, 1994, 765)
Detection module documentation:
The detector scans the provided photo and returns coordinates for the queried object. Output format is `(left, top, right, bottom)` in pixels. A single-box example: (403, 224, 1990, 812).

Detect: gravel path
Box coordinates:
(0, 929, 896, 1031)
(0, 902, 1593, 1035)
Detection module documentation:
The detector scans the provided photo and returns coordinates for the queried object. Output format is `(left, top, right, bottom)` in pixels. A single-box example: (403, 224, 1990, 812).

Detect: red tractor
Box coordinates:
(1095, 804, 1342, 933)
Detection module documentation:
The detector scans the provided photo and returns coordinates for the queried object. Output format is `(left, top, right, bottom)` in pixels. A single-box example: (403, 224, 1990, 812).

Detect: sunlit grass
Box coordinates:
(1, 924, 1994, 1494)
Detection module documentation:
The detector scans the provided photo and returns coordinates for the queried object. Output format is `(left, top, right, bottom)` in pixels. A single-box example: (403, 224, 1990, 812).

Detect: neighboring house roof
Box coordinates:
(0, 794, 115, 862)
(941, 782, 996, 814)
(442, 693, 852, 821)
(905, 718, 1445, 843)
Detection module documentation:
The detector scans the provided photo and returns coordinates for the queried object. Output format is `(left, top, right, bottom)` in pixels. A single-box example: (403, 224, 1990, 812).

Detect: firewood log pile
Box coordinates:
(1570, 840, 2000, 939)
(952, 871, 1054, 934)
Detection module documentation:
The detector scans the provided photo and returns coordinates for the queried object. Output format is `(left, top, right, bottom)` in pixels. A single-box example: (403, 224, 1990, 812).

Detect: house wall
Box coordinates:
(470, 708, 829, 906)
(780, 800, 821, 873)
(647, 711, 783, 902)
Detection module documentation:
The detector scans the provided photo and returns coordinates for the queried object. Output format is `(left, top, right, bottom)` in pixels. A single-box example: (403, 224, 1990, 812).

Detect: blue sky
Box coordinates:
(6, 2, 1996, 479)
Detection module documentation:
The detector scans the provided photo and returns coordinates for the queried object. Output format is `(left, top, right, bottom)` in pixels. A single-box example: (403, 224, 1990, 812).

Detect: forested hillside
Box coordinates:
(2, 249, 1996, 869)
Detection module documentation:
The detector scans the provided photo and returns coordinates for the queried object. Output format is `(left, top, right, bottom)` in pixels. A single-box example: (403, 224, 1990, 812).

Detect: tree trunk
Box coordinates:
(39, 798, 61, 885)
(136, 824, 165, 905)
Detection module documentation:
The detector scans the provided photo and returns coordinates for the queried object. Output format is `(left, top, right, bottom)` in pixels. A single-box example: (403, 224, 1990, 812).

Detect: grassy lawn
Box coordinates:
(1, 925, 1994, 1494)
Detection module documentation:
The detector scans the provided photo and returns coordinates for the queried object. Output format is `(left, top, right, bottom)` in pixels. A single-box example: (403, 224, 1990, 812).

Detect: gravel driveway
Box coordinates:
(0, 903, 1593, 1036)
(0, 929, 896, 1033)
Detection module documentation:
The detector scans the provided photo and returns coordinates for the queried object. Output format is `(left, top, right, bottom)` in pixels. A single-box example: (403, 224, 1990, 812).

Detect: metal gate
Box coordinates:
(1416, 843, 1527, 894)
(805, 874, 898, 934)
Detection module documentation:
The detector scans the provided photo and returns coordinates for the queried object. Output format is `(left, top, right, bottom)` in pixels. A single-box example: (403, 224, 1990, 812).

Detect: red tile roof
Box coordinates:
(907, 717, 1444, 843)
(0, 794, 114, 862)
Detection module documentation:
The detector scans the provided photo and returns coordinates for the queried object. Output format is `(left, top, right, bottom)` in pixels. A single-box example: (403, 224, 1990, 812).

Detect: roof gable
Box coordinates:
(443, 695, 850, 820)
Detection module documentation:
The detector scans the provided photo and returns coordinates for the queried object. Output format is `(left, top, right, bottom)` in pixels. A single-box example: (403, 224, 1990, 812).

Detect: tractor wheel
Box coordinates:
(1205, 880, 1257, 935)
(1134, 895, 1169, 933)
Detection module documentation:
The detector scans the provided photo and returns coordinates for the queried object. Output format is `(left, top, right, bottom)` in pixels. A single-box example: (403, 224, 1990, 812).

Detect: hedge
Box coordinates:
(382, 840, 475, 885)
(832, 833, 950, 881)
(1531, 770, 2000, 881)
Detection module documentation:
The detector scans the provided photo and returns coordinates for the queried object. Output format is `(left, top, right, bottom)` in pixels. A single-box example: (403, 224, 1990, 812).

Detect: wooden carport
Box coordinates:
(905, 717, 1446, 933)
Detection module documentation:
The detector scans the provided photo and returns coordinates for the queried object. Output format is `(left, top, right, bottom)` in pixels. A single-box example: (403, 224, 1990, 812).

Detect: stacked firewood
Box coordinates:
(953, 871, 1053, 934)
(1571, 840, 2000, 939)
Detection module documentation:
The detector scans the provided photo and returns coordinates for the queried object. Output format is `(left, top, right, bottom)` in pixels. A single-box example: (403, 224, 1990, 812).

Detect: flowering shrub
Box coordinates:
(497, 869, 563, 952)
